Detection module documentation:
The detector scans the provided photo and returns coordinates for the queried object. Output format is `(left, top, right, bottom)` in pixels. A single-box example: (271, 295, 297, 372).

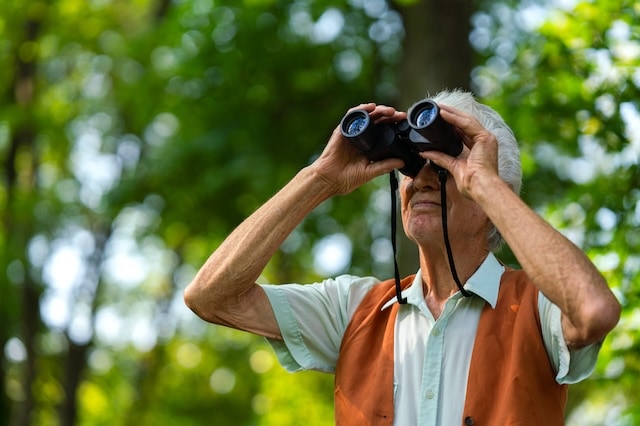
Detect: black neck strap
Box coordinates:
(389, 171, 407, 304)
(437, 169, 471, 297)
(389, 169, 471, 305)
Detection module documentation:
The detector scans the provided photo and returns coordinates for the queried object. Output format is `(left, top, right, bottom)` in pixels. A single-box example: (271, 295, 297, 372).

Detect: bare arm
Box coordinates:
(183, 104, 405, 339)
(474, 176, 620, 349)
(424, 105, 621, 350)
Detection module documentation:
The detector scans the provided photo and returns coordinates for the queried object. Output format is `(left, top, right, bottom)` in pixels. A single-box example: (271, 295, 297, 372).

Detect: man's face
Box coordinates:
(400, 165, 491, 248)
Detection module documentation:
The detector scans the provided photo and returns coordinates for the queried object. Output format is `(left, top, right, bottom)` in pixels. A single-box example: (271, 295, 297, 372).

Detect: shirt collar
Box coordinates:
(381, 252, 505, 310)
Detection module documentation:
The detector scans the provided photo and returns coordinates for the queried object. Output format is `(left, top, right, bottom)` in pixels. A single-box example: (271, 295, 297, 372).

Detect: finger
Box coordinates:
(439, 109, 497, 152)
(369, 105, 395, 120)
(346, 103, 376, 115)
(372, 105, 407, 123)
(366, 157, 405, 176)
(419, 150, 453, 172)
(392, 109, 407, 122)
(439, 105, 487, 142)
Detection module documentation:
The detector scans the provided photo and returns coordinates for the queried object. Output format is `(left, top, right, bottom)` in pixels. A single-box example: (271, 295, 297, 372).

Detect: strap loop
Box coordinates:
(389, 171, 407, 304)
(388, 168, 471, 304)
(437, 168, 471, 297)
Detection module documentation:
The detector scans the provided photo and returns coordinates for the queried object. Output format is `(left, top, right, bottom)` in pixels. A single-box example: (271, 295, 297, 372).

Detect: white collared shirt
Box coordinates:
(261, 253, 600, 425)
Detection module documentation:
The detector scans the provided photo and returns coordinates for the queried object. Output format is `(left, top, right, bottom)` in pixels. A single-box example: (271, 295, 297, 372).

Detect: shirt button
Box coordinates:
(432, 328, 440, 336)
(425, 390, 434, 399)
(464, 416, 474, 425)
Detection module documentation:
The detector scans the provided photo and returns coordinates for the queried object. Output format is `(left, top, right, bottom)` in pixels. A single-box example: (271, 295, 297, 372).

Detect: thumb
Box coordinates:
(366, 157, 405, 177)
(420, 151, 454, 173)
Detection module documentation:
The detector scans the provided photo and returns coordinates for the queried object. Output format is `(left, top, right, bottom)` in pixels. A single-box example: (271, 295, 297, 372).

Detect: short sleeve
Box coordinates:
(260, 275, 379, 373)
(538, 292, 603, 384)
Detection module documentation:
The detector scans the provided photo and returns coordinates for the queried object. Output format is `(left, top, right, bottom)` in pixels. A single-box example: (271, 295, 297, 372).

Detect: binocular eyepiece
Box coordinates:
(339, 100, 463, 177)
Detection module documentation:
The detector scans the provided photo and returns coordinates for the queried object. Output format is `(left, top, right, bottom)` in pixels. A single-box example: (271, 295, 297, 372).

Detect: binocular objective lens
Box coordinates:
(416, 106, 437, 127)
(346, 116, 368, 136)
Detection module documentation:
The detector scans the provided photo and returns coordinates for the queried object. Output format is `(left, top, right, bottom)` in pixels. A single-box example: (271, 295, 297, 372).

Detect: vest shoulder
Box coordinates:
(364, 275, 415, 301)
(500, 268, 538, 292)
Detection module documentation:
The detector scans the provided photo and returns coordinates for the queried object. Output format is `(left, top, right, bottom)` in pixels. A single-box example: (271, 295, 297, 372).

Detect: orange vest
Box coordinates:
(334, 270, 568, 425)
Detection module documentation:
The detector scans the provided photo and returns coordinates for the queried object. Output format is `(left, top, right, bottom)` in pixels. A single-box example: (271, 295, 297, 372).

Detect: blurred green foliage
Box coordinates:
(475, 1, 639, 423)
(0, 0, 637, 425)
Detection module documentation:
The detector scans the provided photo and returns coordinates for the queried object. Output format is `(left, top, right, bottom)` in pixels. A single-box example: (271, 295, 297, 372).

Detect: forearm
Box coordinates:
(184, 104, 405, 333)
(184, 166, 334, 321)
(424, 104, 620, 347)
(475, 175, 620, 347)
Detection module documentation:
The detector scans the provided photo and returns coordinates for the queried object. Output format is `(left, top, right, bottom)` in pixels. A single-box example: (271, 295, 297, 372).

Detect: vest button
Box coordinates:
(464, 416, 474, 425)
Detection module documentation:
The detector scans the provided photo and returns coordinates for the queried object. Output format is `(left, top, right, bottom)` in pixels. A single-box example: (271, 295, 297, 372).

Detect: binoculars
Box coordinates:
(339, 100, 463, 177)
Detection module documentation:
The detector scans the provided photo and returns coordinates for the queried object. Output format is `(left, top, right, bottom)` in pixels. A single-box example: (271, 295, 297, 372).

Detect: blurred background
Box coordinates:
(0, 0, 638, 424)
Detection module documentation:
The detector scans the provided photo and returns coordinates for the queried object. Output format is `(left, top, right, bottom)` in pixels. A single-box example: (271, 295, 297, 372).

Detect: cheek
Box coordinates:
(454, 205, 490, 234)
(400, 202, 412, 233)
(448, 196, 488, 223)
(399, 183, 413, 213)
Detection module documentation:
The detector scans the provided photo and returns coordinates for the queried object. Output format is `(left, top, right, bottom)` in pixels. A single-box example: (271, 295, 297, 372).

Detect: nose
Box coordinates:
(410, 162, 440, 192)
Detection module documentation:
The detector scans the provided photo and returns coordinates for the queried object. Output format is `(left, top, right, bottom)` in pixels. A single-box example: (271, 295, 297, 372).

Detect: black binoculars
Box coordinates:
(339, 100, 463, 177)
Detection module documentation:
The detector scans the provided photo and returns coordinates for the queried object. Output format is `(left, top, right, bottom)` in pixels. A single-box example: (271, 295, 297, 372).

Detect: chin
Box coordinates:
(406, 217, 441, 234)
(405, 226, 442, 244)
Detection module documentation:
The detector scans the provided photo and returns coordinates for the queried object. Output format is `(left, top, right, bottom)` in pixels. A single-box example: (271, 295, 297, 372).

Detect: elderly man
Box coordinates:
(184, 90, 620, 425)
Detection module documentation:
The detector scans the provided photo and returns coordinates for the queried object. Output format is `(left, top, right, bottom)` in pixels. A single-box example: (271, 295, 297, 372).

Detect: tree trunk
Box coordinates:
(395, 0, 473, 106)
(8, 11, 43, 426)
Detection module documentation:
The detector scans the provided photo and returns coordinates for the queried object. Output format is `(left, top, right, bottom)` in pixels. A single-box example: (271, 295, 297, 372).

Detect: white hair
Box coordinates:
(428, 89, 522, 251)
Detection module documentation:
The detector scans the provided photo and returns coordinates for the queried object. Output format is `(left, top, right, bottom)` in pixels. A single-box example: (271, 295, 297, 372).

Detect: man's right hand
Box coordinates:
(184, 103, 404, 339)
(309, 103, 405, 196)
